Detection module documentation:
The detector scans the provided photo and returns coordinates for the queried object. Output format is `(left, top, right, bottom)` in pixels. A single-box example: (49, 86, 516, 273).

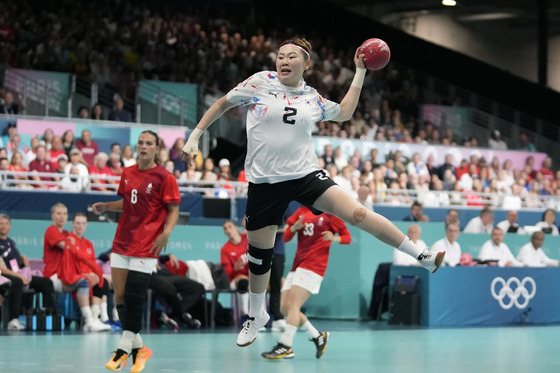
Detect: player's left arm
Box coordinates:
(150, 203, 180, 255)
(327, 216, 351, 245)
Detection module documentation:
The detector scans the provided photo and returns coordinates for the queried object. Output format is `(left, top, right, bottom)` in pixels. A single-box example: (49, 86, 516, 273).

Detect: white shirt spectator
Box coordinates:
(422, 191, 450, 207)
(501, 194, 522, 210)
(63, 162, 89, 190)
(478, 240, 523, 267)
(334, 175, 353, 194)
(516, 242, 559, 267)
(393, 239, 426, 266)
(431, 238, 462, 267)
(496, 220, 527, 235)
(463, 216, 493, 234)
(535, 221, 559, 235)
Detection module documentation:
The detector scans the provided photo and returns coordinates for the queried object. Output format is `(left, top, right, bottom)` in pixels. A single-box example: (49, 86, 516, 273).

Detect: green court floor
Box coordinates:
(1, 320, 559, 373)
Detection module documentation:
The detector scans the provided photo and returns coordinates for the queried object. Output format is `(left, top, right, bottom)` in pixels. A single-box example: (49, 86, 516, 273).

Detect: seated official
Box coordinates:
(0, 213, 56, 330)
(463, 207, 494, 234)
(496, 210, 526, 235)
(431, 222, 462, 267)
(478, 227, 523, 267)
(516, 231, 560, 267)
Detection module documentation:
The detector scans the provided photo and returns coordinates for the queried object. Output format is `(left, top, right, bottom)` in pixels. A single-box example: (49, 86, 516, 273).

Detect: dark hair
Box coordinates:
(77, 106, 89, 116)
(73, 212, 87, 221)
(542, 208, 556, 221)
(140, 130, 160, 147)
(278, 38, 312, 61)
(480, 207, 493, 217)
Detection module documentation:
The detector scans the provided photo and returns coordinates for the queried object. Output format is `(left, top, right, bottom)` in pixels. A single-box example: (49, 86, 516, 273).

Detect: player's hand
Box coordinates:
(169, 254, 180, 269)
(234, 257, 245, 271)
(321, 231, 336, 242)
(291, 216, 305, 232)
(150, 232, 170, 256)
(19, 273, 30, 286)
(92, 202, 107, 214)
(68, 236, 76, 246)
(181, 137, 199, 167)
(354, 47, 366, 69)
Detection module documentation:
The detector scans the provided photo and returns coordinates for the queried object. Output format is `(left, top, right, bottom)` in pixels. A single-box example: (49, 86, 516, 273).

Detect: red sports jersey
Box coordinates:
(164, 260, 189, 277)
(283, 207, 351, 277)
(70, 232, 103, 276)
(43, 225, 69, 278)
(220, 233, 249, 280)
(112, 164, 181, 259)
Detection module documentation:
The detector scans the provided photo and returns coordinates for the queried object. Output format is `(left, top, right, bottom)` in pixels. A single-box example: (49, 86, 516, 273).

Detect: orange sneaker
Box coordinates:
(131, 345, 153, 373)
(105, 349, 128, 372)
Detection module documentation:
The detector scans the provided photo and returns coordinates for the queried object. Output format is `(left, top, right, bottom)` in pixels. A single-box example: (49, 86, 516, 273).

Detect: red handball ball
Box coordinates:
(359, 38, 391, 71)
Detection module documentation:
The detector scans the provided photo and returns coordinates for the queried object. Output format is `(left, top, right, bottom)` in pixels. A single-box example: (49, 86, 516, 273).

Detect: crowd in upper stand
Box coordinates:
(0, 0, 557, 210)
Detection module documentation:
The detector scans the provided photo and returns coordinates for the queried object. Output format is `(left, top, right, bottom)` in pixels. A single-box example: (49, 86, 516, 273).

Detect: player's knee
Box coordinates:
(123, 271, 151, 315)
(353, 206, 367, 224)
(247, 245, 274, 275)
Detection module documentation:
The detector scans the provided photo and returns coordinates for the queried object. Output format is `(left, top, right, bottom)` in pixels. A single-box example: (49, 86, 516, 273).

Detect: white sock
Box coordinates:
(301, 320, 320, 339)
(112, 306, 119, 321)
(279, 324, 298, 347)
(132, 333, 143, 350)
(248, 291, 266, 318)
(91, 304, 101, 321)
(396, 237, 422, 259)
(100, 302, 109, 323)
(81, 306, 94, 324)
(117, 330, 135, 354)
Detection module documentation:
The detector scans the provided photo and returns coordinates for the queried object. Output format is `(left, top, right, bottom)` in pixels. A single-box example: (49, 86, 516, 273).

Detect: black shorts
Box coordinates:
(245, 170, 337, 231)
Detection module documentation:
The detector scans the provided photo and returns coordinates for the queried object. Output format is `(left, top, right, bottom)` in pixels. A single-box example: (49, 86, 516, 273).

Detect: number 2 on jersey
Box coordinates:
(283, 107, 297, 125)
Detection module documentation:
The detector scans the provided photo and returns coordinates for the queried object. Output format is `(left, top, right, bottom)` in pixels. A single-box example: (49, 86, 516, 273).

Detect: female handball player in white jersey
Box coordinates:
(181, 37, 445, 348)
(93, 130, 181, 372)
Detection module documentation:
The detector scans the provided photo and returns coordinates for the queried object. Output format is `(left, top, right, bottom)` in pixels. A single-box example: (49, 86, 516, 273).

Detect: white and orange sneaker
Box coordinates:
(418, 249, 446, 273)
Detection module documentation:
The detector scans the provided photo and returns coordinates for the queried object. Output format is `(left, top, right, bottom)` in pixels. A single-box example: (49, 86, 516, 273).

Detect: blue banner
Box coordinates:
(391, 266, 560, 326)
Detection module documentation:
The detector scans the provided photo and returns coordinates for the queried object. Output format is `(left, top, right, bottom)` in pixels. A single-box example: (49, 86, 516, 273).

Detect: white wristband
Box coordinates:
(189, 128, 204, 142)
(351, 67, 367, 88)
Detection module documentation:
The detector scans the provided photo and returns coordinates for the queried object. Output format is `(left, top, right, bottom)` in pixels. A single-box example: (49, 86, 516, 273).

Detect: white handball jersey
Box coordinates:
(227, 71, 341, 184)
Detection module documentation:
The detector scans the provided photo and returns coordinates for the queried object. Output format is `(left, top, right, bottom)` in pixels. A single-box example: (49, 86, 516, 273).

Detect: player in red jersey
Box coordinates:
(93, 130, 180, 373)
(220, 221, 250, 292)
(68, 212, 111, 331)
(262, 206, 350, 360)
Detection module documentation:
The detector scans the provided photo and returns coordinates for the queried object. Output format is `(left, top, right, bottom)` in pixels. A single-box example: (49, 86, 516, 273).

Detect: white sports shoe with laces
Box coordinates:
(418, 249, 445, 273)
(84, 318, 112, 332)
(236, 311, 270, 347)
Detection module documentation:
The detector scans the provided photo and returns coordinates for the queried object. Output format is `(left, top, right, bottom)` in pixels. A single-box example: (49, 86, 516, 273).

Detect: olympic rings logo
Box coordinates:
(490, 277, 536, 310)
